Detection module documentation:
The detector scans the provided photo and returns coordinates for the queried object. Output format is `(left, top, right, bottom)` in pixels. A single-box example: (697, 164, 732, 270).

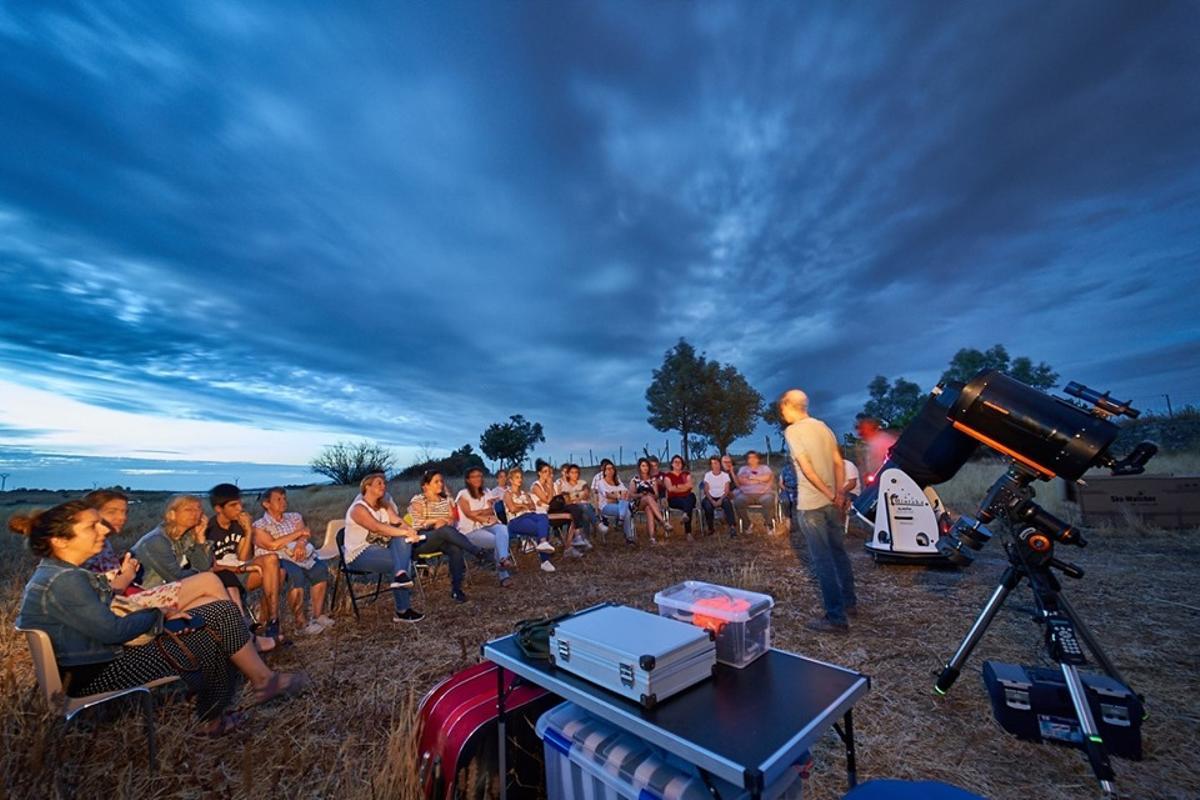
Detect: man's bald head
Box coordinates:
(779, 389, 810, 424)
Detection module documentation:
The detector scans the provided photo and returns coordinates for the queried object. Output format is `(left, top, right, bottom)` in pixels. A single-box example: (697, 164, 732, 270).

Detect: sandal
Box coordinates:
(255, 635, 277, 654)
(249, 671, 312, 707)
(199, 710, 250, 737)
(499, 577, 514, 588)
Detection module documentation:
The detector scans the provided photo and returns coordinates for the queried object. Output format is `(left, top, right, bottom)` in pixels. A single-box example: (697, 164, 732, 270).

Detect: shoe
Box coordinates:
(576, 536, 593, 550)
(535, 540, 555, 553)
(450, 589, 467, 603)
(804, 617, 849, 634)
(539, 560, 556, 573)
(315, 614, 335, 628)
(649, 536, 658, 546)
(686, 534, 695, 542)
(300, 620, 324, 636)
(564, 546, 583, 559)
(597, 522, 609, 534)
(499, 577, 514, 588)
(393, 609, 425, 623)
(264, 619, 280, 640)
(389, 571, 414, 589)
(498, 556, 516, 570)
(520, 539, 536, 554)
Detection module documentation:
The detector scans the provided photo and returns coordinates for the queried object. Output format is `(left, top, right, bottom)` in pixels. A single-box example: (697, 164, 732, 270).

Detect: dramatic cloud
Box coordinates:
(1, 1, 1198, 487)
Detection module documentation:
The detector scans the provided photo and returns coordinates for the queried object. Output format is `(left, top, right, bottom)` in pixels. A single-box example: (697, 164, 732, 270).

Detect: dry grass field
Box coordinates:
(1, 457, 1197, 800)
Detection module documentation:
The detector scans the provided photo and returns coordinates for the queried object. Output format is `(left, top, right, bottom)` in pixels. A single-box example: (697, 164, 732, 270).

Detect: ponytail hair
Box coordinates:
(8, 500, 92, 558)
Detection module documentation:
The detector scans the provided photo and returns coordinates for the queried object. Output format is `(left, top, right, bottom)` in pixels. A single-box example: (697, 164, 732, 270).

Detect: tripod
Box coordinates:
(934, 522, 1135, 796)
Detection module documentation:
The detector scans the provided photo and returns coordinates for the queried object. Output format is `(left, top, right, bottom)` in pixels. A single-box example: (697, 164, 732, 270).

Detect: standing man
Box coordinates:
(781, 390, 857, 633)
(856, 414, 898, 479)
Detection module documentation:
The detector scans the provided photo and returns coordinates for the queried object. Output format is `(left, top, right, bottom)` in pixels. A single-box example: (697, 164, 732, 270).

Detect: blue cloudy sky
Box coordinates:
(2, 1, 1199, 490)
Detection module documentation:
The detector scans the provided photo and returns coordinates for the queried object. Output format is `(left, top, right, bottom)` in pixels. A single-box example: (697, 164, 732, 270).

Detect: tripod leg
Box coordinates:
(1057, 592, 1129, 687)
(1061, 663, 1117, 796)
(935, 566, 1021, 694)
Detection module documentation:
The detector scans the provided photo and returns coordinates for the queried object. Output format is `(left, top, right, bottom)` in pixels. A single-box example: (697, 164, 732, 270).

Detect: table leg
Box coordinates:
(837, 709, 857, 788)
(496, 666, 508, 800)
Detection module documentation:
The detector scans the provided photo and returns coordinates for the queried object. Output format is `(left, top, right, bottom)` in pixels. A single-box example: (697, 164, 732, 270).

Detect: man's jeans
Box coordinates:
(600, 501, 634, 541)
(734, 490, 777, 530)
(466, 523, 511, 580)
(346, 537, 413, 613)
(792, 505, 857, 624)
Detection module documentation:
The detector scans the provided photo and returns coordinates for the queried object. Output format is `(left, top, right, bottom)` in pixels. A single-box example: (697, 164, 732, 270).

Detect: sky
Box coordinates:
(2, 1, 1199, 490)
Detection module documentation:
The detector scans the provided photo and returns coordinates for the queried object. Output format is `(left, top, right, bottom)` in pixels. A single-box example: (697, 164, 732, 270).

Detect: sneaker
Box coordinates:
(451, 589, 468, 603)
(576, 536, 593, 550)
(564, 546, 583, 559)
(535, 540, 555, 553)
(539, 560, 557, 573)
(389, 571, 414, 589)
(804, 617, 849, 634)
(315, 614, 335, 629)
(393, 609, 425, 623)
(597, 522, 609, 534)
(649, 536, 658, 546)
(300, 620, 325, 636)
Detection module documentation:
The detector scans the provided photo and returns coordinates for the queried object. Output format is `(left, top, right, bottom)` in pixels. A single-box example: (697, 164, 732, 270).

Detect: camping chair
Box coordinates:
(332, 527, 386, 619)
(736, 493, 784, 536)
(17, 627, 178, 770)
(661, 495, 700, 538)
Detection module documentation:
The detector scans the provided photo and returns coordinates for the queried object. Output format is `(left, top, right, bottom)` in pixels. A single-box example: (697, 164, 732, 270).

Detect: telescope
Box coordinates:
(852, 370, 1155, 564)
(852, 369, 1157, 795)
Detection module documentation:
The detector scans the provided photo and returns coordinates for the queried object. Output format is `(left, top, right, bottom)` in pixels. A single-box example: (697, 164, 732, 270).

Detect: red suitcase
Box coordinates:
(417, 662, 557, 800)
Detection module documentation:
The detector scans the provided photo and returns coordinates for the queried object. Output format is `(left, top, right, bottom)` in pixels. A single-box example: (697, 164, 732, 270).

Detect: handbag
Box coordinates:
(513, 611, 575, 661)
(548, 494, 569, 515)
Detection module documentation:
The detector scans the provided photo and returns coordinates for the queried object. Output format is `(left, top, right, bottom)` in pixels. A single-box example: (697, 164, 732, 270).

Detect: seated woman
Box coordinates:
(12, 501, 308, 736)
(702, 456, 737, 535)
(630, 457, 669, 544)
(595, 462, 635, 544)
(343, 472, 426, 623)
(531, 460, 583, 559)
(486, 469, 508, 503)
(131, 494, 215, 589)
(455, 468, 515, 587)
(503, 468, 557, 573)
(556, 464, 596, 549)
(408, 470, 489, 603)
(663, 455, 697, 540)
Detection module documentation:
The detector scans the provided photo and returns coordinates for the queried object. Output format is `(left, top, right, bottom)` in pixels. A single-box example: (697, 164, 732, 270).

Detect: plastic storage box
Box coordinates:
(654, 581, 773, 668)
(537, 701, 804, 800)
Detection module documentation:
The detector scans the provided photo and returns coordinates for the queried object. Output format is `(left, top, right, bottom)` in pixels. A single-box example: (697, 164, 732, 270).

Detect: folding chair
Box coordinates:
(736, 494, 783, 536)
(17, 627, 178, 770)
(660, 495, 700, 538)
(332, 527, 386, 619)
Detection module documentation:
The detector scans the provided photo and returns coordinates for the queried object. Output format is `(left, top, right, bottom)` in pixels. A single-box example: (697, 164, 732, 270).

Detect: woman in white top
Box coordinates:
(503, 469, 557, 573)
(486, 469, 508, 503)
(456, 467, 515, 588)
(343, 473, 426, 624)
(596, 462, 635, 543)
(702, 456, 737, 535)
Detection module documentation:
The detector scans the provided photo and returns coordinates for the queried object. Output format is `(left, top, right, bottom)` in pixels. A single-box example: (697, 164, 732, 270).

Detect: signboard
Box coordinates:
(1075, 475, 1200, 530)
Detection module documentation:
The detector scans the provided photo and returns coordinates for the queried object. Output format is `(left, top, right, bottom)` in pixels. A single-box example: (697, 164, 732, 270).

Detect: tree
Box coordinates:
(761, 400, 785, 432)
(398, 443, 487, 479)
(861, 375, 924, 429)
(696, 363, 764, 455)
(646, 339, 710, 462)
(310, 440, 397, 485)
(940, 344, 1058, 389)
(479, 415, 545, 469)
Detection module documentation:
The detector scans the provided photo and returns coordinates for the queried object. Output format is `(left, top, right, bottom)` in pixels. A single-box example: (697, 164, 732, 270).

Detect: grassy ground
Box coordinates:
(1, 458, 1198, 799)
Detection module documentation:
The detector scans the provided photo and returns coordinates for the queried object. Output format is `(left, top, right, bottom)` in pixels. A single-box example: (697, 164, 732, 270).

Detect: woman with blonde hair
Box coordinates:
(504, 468, 557, 572)
(131, 494, 215, 589)
(343, 472, 427, 623)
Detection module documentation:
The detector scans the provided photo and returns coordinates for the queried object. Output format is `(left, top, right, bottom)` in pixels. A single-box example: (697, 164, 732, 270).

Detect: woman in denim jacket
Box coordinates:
(13, 500, 309, 735)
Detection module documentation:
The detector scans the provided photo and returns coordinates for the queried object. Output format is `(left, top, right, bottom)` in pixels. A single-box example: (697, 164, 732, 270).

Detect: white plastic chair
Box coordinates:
(316, 519, 343, 562)
(17, 627, 178, 770)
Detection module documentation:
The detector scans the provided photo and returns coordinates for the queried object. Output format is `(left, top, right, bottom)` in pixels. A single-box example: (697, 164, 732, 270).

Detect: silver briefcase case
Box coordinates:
(548, 604, 716, 709)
